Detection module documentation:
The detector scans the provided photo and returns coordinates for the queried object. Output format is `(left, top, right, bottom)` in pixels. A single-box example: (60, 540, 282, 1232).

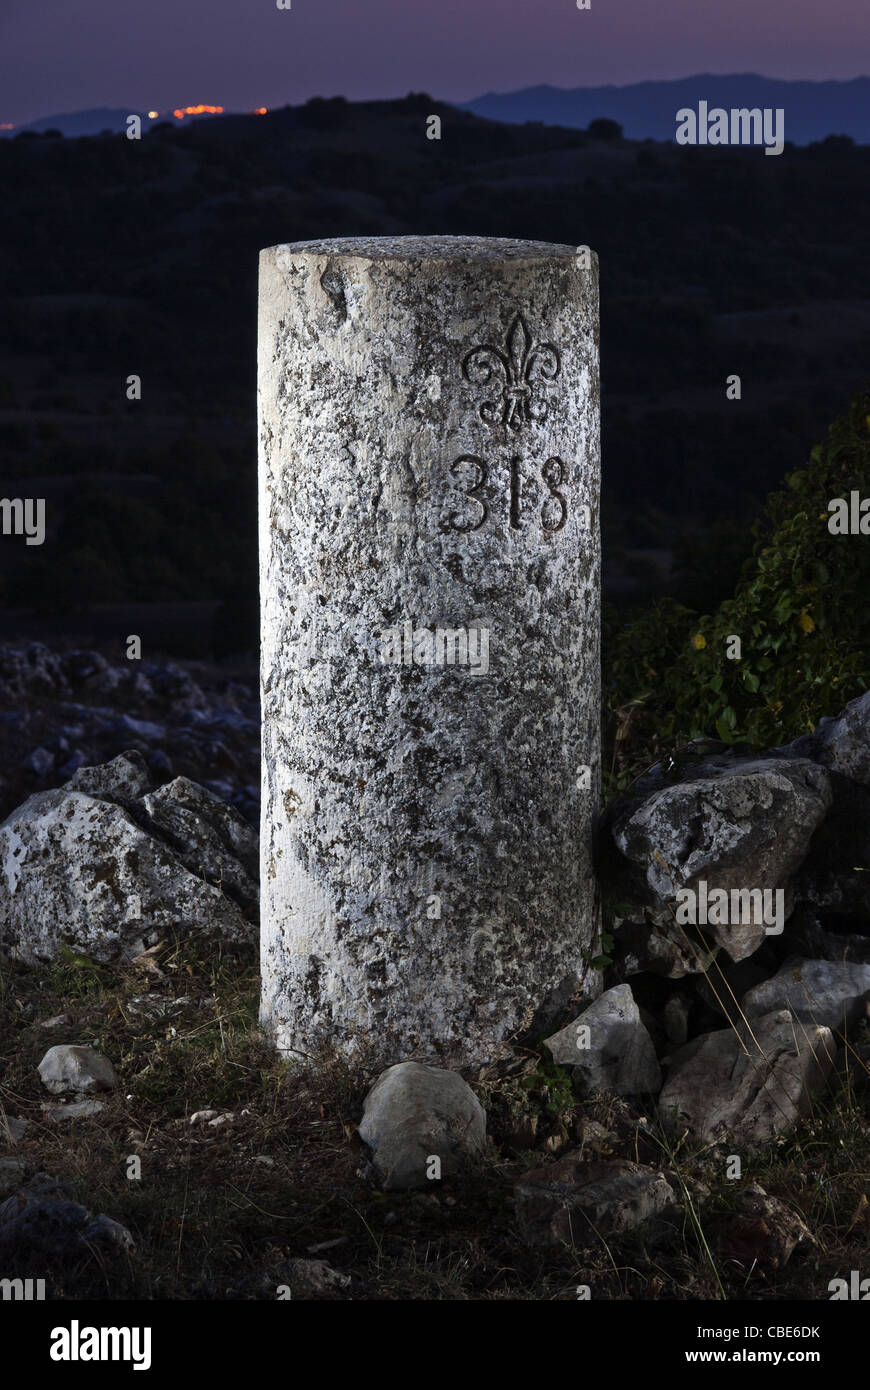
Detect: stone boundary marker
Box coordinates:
(258, 235, 600, 1067)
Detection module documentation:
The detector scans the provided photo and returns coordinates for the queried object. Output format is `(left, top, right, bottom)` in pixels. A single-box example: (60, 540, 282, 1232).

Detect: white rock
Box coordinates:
(544, 983, 661, 1096)
(358, 1060, 487, 1190)
(0, 760, 254, 963)
(38, 1045, 118, 1095)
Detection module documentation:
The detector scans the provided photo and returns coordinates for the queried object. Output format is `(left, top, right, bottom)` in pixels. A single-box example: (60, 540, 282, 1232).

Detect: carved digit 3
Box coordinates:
(449, 454, 489, 532)
(541, 455, 568, 533)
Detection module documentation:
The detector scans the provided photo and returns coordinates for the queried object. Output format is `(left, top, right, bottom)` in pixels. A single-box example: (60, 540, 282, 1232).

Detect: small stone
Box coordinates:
(190, 1109, 220, 1126)
(717, 1183, 816, 1271)
(39, 1014, 71, 1030)
(284, 1258, 350, 1294)
(41, 1099, 105, 1122)
(358, 1061, 487, 1190)
(127, 995, 191, 1020)
(23, 747, 54, 776)
(514, 1156, 679, 1247)
(38, 1045, 118, 1095)
(544, 984, 662, 1097)
(0, 1115, 29, 1145)
(81, 1213, 135, 1253)
(207, 1113, 236, 1128)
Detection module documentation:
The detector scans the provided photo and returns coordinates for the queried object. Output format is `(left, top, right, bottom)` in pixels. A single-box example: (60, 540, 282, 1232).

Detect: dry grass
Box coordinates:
(1, 938, 869, 1300)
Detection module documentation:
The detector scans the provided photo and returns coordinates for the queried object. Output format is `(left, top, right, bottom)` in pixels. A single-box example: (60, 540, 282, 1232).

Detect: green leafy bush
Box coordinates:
(604, 389, 870, 790)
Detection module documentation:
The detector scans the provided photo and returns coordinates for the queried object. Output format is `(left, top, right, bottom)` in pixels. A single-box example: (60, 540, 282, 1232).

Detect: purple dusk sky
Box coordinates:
(1, 0, 868, 127)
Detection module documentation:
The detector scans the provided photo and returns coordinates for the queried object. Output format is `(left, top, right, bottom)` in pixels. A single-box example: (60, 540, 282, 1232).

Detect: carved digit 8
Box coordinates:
(449, 454, 489, 532)
(541, 455, 568, 533)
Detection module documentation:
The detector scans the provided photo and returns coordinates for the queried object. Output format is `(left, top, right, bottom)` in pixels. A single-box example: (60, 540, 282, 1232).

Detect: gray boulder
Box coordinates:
(514, 1157, 679, 1247)
(742, 959, 870, 1033)
(658, 1009, 836, 1148)
(612, 758, 832, 961)
(0, 1184, 134, 1260)
(544, 984, 661, 1096)
(815, 689, 870, 786)
(358, 1062, 486, 1190)
(0, 754, 256, 963)
(38, 1045, 118, 1095)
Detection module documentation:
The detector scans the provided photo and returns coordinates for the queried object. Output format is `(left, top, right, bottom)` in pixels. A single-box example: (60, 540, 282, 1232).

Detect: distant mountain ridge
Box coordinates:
(7, 76, 869, 143)
(461, 73, 870, 145)
(1, 108, 225, 137)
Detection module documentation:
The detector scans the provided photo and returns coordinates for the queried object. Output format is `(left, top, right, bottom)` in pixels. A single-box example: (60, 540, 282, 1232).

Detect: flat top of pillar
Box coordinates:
(264, 235, 586, 262)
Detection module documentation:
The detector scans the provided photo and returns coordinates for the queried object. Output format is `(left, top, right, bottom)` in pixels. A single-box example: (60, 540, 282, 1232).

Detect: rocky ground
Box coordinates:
(0, 643, 869, 1299)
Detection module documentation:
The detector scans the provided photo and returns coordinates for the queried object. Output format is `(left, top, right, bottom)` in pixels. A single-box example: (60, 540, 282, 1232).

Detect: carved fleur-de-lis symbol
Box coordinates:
(462, 313, 561, 430)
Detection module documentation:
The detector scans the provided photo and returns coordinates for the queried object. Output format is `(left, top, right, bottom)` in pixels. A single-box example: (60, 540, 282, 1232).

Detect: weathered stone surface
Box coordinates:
(259, 236, 600, 1065)
(284, 1258, 351, 1294)
(658, 1009, 836, 1148)
(67, 750, 153, 806)
(0, 759, 255, 963)
(717, 1182, 815, 1271)
(38, 1045, 118, 1095)
(615, 915, 718, 980)
(742, 959, 870, 1033)
(40, 1099, 106, 1122)
(815, 689, 870, 786)
(514, 1157, 679, 1247)
(358, 1061, 487, 1189)
(141, 776, 259, 908)
(544, 984, 661, 1096)
(612, 758, 832, 961)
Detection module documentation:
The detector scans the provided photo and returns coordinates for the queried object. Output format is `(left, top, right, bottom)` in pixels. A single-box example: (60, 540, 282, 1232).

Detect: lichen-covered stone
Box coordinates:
(0, 763, 255, 963)
(258, 235, 600, 1065)
(612, 758, 831, 962)
(358, 1060, 487, 1190)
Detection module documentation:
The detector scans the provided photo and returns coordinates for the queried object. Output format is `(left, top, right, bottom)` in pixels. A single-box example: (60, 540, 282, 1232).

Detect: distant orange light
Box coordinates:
(172, 104, 224, 120)
(255, 107, 268, 115)
(0, 123, 14, 131)
(147, 110, 159, 119)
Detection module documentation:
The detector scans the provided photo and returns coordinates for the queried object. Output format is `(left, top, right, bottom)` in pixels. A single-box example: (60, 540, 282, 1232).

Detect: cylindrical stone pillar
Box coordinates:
(258, 235, 600, 1068)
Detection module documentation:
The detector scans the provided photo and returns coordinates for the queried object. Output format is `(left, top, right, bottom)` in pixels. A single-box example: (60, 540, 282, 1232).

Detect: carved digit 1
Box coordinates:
(541, 455, 568, 533)
(449, 454, 489, 532)
(509, 455, 522, 530)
